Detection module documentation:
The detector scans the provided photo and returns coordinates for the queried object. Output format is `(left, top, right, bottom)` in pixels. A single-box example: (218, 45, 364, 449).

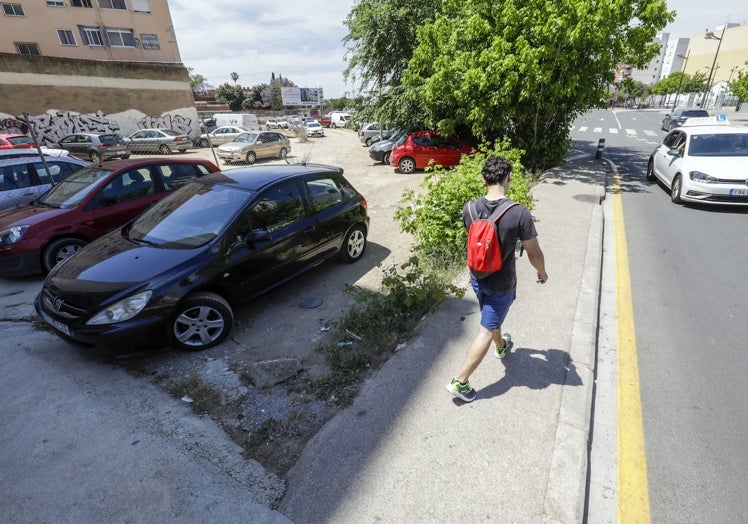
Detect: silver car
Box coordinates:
(126, 129, 192, 154)
(216, 131, 291, 164)
(0, 155, 89, 211)
(54, 133, 130, 162)
(196, 126, 251, 148)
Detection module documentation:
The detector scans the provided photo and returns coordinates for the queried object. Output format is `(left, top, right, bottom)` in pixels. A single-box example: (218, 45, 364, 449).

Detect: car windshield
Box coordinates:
(39, 167, 113, 208)
(688, 133, 748, 157)
(9, 136, 34, 146)
(386, 129, 405, 141)
(233, 133, 258, 143)
(99, 134, 123, 144)
(126, 182, 252, 249)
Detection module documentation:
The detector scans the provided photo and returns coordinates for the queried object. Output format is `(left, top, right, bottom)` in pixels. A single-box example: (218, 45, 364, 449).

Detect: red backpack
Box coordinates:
(466, 199, 518, 279)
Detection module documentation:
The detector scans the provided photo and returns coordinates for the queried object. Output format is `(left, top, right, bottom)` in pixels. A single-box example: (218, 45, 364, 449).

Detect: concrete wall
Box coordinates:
(0, 53, 199, 141)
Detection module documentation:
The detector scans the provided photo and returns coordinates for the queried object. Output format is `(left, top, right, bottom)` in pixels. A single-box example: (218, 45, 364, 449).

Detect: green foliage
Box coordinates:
(617, 78, 651, 101)
(215, 83, 246, 111)
(187, 67, 206, 96)
(313, 256, 462, 406)
(730, 64, 748, 101)
(395, 141, 533, 260)
(345, 0, 673, 170)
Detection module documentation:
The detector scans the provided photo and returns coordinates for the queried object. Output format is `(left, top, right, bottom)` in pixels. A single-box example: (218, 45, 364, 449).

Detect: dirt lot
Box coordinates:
(121, 127, 426, 482)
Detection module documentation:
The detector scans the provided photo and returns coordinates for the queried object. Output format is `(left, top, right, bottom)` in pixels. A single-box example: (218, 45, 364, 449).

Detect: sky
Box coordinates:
(168, 0, 746, 101)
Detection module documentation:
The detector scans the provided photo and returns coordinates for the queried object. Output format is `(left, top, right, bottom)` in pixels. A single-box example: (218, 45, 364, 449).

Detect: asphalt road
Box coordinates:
(576, 108, 748, 522)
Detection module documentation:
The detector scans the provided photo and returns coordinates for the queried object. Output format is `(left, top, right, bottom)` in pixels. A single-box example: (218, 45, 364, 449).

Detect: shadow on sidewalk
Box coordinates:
(477, 347, 582, 400)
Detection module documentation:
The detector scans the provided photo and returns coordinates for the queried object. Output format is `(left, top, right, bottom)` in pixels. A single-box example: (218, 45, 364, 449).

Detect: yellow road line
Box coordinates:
(614, 173, 651, 523)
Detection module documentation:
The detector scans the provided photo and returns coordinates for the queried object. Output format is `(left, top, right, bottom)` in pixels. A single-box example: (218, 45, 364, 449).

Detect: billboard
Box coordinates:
(281, 87, 322, 106)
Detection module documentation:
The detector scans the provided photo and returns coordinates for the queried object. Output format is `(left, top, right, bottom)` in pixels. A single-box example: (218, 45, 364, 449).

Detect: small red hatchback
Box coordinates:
(0, 134, 36, 150)
(0, 157, 219, 277)
(390, 130, 475, 174)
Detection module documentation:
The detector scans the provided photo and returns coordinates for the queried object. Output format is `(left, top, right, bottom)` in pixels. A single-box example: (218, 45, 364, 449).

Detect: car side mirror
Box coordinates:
(667, 148, 682, 157)
(243, 229, 271, 246)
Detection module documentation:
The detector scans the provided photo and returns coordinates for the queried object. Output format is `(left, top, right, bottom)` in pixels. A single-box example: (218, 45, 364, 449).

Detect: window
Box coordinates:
(98, 0, 126, 9)
(80, 27, 103, 46)
(248, 181, 305, 232)
(2, 3, 25, 16)
(131, 0, 150, 13)
(106, 28, 136, 47)
(57, 29, 77, 46)
(16, 42, 41, 55)
(159, 164, 199, 190)
(306, 178, 342, 212)
(46, 1, 65, 6)
(71, 0, 93, 7)
(140, 33, 159, 50)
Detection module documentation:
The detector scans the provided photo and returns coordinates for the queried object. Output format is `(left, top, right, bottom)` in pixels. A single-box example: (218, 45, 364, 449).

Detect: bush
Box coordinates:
(395, 139, 533, 261)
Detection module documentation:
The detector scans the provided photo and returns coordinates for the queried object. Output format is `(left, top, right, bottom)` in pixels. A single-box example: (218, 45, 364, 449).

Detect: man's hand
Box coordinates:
(536, 271, 548, 284)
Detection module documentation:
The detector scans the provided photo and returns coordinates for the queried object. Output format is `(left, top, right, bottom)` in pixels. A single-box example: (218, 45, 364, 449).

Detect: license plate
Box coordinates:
(40, 310, 71, 337)
(729, 188, 748, 196)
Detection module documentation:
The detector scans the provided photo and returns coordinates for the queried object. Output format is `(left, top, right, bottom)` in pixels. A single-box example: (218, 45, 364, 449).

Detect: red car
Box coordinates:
(319, 114, 332, 127)
(0, 157, 219, 277)
(390, 130, 475, 174)
(0, 134, 35, 150)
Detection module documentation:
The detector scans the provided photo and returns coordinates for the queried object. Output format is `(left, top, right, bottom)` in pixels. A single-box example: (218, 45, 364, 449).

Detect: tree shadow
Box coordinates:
(473, 347, 582, 401)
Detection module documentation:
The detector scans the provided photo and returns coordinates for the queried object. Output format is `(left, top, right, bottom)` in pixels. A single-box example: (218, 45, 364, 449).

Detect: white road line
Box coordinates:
(644, 130, 657, 136)
(610, 128, 619, 134)
(594, 127, 603, 133)
(625, 129, 636, 135)
(579, 126, 589, 132)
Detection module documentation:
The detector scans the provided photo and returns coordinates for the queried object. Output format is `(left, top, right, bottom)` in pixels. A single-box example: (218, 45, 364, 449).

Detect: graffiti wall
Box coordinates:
(0, 108, 199, 144)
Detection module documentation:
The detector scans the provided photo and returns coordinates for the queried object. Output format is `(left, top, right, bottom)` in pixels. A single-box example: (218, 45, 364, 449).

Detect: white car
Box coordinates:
(304, 121, 325, 138)
(196, 126, 251, 147)
(647, 115, 748, 206)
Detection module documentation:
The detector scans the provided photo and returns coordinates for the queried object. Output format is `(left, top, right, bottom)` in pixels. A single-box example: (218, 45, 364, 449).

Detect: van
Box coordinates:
(330, 113, 351, 128)
(212, 113, 260, 130)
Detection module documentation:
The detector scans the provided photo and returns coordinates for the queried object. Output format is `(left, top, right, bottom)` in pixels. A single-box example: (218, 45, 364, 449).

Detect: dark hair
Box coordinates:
(482, 155, 512, 185)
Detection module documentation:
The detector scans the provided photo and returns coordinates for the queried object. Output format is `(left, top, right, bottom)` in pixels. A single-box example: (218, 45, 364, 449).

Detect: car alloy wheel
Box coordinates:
(89, 151, 101, 163)
(158, 144, 171, 154)
(398, 157, 416, 174)
(383, 152, 391, 165)
(200, 138, 209, 148)
(246, 151, 257, 164)
(42, 237, 88, 272)
(339, 224, 367, 263)
(279, 147, 287, 159)
(172, 292, 234, 351)
(670, 174, 683, 204)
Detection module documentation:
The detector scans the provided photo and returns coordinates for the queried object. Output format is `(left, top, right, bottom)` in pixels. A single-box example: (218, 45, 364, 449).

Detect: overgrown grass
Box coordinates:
(168, 376, 221, 415)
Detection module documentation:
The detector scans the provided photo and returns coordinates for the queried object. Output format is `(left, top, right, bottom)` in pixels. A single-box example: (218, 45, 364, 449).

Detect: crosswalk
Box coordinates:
(573, 126, 659, 137)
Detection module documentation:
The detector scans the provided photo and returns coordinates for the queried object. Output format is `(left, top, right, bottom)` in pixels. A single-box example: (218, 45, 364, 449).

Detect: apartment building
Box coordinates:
(0, 0, 197, 142)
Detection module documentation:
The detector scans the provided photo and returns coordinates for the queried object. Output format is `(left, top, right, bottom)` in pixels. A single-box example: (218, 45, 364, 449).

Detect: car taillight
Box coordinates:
(360, 199, 368, 211)
(359, 131, 364, 137)
(99, 144, 110, 149)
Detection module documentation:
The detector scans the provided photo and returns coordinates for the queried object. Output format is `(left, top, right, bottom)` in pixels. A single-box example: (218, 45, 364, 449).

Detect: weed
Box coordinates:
(169, 376, 221, 415)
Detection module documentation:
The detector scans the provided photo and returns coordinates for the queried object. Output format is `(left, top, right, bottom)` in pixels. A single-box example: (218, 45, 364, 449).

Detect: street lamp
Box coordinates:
(673, 50, 690, 108)
(701, 25, 726, 108)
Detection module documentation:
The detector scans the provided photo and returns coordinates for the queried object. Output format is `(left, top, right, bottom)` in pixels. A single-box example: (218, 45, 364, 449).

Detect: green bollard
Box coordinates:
(595, 138, 605, 159)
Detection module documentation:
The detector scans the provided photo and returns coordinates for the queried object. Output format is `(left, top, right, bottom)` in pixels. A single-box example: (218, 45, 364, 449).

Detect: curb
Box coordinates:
(542, 158, 606, 522)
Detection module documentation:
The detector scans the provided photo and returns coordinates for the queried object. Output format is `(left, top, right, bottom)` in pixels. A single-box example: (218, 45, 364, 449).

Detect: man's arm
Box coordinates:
(521, 237, 548, 284)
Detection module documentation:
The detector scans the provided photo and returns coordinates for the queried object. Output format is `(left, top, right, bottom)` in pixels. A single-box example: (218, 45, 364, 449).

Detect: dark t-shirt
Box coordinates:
(463, 197, 537, 293)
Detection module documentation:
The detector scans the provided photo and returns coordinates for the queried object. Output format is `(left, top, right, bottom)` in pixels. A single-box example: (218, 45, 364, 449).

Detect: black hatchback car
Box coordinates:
(35, 163, 369, 357)
(660, 108, 709, 131)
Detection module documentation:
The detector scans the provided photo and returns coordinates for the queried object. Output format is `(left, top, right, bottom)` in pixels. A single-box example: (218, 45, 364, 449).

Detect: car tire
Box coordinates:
(646, 159, 656, 182)
(670, 174, 683, 204)
(279, 147, 287, 159)
(178, 149, 187, 154)
(121, 154, 131, 160)
(89, 151, 101, 163)
(398, 157, 416, 174)
(338, 224, 367, 263)
(42, 237, 88, 273)
(158, 144, 171, 154)
(331, 123, 337, 129)
(383, 152, 391, 165)
(365, 138, 372, 147)
(200, 138, 209, 148)
(171, 292, 234, 351)
(245, 151, 257, 164)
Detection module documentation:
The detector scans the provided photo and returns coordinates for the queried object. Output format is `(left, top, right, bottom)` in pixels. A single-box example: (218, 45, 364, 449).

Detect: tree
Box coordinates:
(215, 82, 245, 111)
(187, 67, 206, 96)
(729, 63, 748, 101)
(230, 72, 239, 85)
(345, 0, 673, 170)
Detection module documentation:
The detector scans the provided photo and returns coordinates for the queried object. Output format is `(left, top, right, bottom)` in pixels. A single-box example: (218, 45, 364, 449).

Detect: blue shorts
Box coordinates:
(471, 278, 515, 331)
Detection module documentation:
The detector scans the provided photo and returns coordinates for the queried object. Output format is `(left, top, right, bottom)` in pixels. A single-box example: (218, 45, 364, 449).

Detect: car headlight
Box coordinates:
(0, 225, 30, 245)
(689, 171, 719, 183)
(86, 290, 152, 325)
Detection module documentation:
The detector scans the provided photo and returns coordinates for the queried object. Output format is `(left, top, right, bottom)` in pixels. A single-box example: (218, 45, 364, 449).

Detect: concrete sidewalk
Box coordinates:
(279, 156, 606, 523)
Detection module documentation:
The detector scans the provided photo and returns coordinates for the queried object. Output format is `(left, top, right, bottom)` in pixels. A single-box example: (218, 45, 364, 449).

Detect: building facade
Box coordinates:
(0, 0, 198, 142)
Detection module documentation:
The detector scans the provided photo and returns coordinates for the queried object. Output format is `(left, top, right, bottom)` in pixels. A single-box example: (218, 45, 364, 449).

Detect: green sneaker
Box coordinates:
(495, 333, 512, 359)
(446, 378, 476, 402)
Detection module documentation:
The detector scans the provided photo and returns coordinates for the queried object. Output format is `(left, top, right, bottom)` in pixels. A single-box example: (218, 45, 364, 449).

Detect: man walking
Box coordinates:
(447, 155, 548, 402)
